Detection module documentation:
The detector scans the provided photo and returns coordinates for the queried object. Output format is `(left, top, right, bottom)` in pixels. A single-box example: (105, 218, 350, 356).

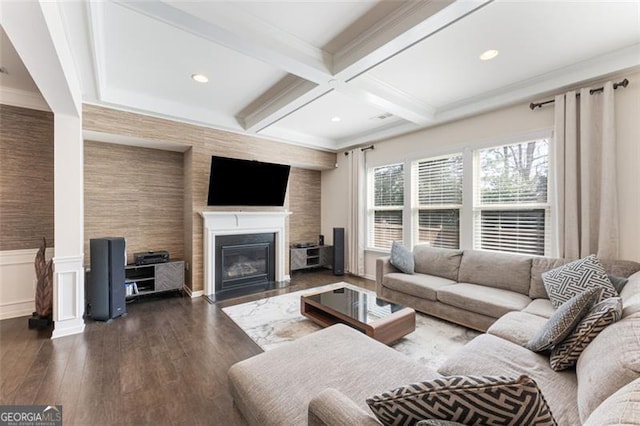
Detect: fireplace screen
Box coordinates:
(222, 244, 269, 284)
(215, 233, 276, 297)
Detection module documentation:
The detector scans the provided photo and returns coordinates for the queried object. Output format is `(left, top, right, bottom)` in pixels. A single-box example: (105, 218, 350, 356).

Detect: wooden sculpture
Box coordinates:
(29, 237, 53, 329)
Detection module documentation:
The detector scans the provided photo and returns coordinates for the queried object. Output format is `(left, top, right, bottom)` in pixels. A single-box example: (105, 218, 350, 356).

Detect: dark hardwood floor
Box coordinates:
(0, 270, 373, 425)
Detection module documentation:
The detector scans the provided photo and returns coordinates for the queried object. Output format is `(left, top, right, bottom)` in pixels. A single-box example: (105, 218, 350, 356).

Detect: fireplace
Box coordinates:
(201, 211, 291, 300)
(215, 233, 275, 299)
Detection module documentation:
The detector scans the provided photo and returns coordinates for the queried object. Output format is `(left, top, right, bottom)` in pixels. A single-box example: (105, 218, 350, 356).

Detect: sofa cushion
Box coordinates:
(583, 377, 640, 426)
(530, 258, 571, 299)
(417, 421, 465, 426)
(621, 270, 640, 318)
(458, 250, 532, 295)
(228, 324, 439, 426)
(438, 334, 579, 426)
(413, 245, 462, 281)
(523, 299, 555, 318)
(487, 311, 548, 347)
(576, 312, 640, 423)
(437, 283, 531, 318)
(390, 241, 414, 274)
(542, 254, 618, 308)
(308, 388, 382, 426)
(365, 375, 556, 426)
(383, 273, 455, 302)
(526, 287, 602, 352)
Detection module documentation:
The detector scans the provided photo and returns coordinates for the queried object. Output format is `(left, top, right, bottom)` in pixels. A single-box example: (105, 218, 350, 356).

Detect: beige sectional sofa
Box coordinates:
(228, 248, 640, 425)
(376, 246, 640, 331)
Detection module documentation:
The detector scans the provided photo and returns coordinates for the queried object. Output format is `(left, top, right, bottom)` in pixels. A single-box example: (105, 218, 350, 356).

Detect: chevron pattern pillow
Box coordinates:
(366, 375, 557, 426)
(542, 254, 617, 308)
(549, 297, 623, 371)
(526, 287, 602, 352)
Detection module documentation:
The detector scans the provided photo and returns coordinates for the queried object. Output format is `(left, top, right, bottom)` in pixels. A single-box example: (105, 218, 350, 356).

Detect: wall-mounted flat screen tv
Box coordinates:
(207, 156, 291, 207)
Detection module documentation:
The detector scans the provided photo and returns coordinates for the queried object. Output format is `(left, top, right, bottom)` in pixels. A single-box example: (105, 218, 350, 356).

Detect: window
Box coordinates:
(369, 163, 404, 250)
(474, 139, 550, 256)
(414, 154, 463, 249)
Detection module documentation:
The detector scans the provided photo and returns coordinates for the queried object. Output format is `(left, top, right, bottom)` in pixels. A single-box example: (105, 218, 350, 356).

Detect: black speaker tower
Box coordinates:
(88, 237, 126, 321)
(333, 227, 345, 276)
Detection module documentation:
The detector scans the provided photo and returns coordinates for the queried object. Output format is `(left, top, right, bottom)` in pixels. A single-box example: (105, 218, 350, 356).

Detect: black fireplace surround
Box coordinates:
(214, 232, 277, 300)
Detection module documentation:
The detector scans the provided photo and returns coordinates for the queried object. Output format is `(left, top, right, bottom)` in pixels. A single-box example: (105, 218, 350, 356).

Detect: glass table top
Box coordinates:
(303, 287, 406, 325)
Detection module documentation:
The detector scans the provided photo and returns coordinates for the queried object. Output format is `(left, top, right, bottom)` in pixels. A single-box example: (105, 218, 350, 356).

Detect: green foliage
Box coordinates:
(479, 139, 549, 204)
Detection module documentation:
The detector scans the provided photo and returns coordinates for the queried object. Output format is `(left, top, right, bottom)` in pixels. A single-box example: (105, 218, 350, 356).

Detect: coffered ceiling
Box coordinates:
(3, 1, 640, 152)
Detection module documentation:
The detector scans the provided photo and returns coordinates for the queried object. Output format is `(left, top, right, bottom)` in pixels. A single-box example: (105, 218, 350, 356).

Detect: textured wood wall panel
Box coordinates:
(83, 104, 336, 292)
(183, 148, 193, 288)
(0, 105, 54, 250)
(288, 168, 321, 245)
(84, 141, 184, 266)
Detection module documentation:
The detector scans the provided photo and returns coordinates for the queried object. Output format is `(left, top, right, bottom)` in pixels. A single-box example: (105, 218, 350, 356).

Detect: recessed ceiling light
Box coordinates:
(479, 49, 499, 61)
(191, 73, 209, 83)
(331, 116, 341, 122)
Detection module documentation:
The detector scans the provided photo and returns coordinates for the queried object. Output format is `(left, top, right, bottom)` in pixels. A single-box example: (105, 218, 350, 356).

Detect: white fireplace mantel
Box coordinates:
(201, 211, 291, 296)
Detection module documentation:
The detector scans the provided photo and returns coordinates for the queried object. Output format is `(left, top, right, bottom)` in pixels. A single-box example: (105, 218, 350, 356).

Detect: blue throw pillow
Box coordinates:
(608, 274, 629, 293)
(390, 241, 414, 274)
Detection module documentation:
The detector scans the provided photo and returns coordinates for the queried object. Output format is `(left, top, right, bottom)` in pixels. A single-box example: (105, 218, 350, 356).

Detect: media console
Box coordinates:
(125, 260, 184, 298)
(290, 245, 333, 272)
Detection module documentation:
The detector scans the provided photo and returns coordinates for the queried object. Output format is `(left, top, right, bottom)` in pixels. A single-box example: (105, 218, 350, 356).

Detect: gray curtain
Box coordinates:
(347, 148, 365, 276)
(553, 82, 619, 259)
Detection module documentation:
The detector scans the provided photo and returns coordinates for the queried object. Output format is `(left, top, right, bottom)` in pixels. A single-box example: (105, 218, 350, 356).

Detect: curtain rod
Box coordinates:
(529, 78, 629, 110)
(344, 145, 375, 155)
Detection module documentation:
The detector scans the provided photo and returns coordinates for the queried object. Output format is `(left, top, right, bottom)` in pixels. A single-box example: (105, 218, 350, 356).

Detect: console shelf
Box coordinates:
(290, 245, 333, 272)
(125, 260, 184, 298)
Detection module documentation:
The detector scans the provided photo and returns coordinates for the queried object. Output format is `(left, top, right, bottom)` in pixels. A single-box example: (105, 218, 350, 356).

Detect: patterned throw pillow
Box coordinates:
(366, 375, 557, 426)
(390, 241, 414, 274)
(526, 287, 602, 352)
(542, 254, 617, 308)
(549, 297, 623, 371)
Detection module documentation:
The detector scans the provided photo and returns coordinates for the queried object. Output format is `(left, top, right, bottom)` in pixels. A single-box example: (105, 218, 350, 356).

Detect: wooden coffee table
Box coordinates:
(301, 286, 415, 345)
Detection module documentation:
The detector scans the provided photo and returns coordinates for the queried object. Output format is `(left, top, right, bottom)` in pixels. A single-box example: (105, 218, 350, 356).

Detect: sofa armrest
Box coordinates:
(308, 388, 381, 426)
(376, 256, 399, 291)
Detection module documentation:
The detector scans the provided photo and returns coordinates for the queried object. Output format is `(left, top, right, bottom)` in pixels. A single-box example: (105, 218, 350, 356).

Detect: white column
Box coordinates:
(2, 1, 86, 338)
(52, 114, 85, 338)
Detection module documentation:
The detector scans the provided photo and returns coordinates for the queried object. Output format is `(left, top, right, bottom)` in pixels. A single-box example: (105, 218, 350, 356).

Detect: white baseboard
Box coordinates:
(0, 299, 34, 320)
(183, 285, 204, 298)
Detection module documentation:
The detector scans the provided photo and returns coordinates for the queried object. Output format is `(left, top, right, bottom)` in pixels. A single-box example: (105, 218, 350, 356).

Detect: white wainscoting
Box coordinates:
(51, 255, 85, 339)
(0, 248, 53, 320)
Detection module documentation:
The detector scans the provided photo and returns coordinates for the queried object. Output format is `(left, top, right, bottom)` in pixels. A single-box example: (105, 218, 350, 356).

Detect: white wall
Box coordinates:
(0, 248, 53, 319)
(322, 71, 640, 279)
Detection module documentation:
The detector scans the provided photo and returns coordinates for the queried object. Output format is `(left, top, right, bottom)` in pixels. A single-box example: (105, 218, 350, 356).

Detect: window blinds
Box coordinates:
(475, 140, 550, 256)
(416, 155, 463, 249)
(371, 164, 404, 250)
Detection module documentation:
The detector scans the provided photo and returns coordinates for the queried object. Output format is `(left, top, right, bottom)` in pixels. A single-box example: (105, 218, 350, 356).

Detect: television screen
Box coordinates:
(207, 156, 291, 206)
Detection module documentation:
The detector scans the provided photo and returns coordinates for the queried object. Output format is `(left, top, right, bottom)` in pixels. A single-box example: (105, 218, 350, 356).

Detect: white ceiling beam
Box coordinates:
(241, 78, 328, 133)
(332, 0, 492, 79)
(240, 2, 482, 131)
(243, 1, 492, 131)
(1, 0, 82, 116)
(337, 75, 436, 125)
(98, 0, 492, 140)
(114, 0, 332, 83)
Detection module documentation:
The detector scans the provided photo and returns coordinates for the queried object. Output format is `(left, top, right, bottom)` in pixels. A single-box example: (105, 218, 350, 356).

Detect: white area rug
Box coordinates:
(222, 282, 480, 371)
